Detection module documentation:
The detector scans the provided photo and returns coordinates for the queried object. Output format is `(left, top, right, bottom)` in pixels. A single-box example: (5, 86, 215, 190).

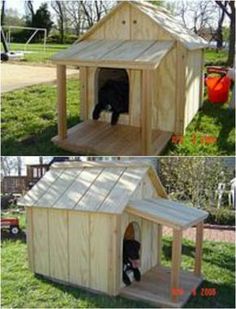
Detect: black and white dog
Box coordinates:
(92, 80, 129, 125)
(123, 239, 141, 286)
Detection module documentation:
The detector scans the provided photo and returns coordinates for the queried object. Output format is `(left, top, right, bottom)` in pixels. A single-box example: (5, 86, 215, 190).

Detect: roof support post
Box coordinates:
(156, 224, 162, 266)
(170, 229, 182, 302)
(141, 70, 153, 155)
(57, 64, 67, 140)
(194, 221, 203, 276)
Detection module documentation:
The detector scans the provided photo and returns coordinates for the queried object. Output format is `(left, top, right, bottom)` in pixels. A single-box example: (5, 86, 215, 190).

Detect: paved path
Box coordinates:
(163, 226, 235, 243)
(1, 63, 78, 93)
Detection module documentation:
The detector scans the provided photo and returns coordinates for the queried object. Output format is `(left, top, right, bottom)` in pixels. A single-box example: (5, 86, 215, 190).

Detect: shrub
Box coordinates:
(204, 206, 235, 226)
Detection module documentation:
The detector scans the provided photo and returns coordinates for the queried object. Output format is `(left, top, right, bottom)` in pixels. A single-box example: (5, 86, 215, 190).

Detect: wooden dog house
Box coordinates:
(19, 161, 208, 307)
(51, 1, 208, 155)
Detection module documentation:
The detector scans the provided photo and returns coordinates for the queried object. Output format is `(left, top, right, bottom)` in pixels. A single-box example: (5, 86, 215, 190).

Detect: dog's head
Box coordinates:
(123, 239, 141, 268)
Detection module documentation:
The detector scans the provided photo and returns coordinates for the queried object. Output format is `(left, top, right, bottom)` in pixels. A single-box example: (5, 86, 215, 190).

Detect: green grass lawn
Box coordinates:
(1, 232, 235, 308)
(9, 43, 70, 64)
(1, 77, 235, 155)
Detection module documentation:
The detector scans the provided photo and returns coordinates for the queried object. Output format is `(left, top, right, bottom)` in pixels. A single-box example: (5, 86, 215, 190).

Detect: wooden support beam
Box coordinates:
(141, 70, 153, 155)
(157, 224, 162, 266)
(194, 221, 203, 276)
(79, 67, 88, 121)
(175, 42, 187, 135)
(171, 229, 182, 302)
(57, 64, 67, 140)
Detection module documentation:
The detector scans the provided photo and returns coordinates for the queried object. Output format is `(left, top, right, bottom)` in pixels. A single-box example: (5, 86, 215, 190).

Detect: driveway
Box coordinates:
(1, 63, 78, 93)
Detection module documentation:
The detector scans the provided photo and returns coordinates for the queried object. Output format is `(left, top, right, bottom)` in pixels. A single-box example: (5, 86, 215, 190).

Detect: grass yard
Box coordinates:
(1, 231, 235, 308)
(9, 43, 70, 64)
(1, 76, 235, 156)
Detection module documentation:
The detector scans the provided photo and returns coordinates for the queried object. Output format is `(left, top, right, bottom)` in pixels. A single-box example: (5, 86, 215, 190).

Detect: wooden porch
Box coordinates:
(52, 120, 172, 155)
(120, 266, 203, 308)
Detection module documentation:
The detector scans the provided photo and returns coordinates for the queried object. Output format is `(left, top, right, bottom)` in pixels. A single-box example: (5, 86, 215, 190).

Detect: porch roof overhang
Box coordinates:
(126, 197, 208, 230)
(51, 40, 174, 70)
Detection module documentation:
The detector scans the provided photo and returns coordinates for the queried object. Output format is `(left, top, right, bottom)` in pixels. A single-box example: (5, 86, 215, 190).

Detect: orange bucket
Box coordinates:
(206, 76, 231, 104)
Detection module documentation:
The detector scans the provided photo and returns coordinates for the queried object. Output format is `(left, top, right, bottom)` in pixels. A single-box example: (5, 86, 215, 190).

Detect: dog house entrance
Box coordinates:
(124, 222, 141, 241)
(95, 68, 129, 124)
(122, 222, 141, 287)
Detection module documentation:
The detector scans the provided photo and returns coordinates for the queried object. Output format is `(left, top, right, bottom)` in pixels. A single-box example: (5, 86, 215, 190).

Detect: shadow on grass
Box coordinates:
(34, 274, 154, 308)
(1, 116, 81, 156)
(1, 230, 26, 243)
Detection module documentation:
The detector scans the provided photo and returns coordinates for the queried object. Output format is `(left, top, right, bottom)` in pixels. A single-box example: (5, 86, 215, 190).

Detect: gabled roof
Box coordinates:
(18, 161, 165, 214)
(132, 1, 208, 50)
(75, 1, 208, 50)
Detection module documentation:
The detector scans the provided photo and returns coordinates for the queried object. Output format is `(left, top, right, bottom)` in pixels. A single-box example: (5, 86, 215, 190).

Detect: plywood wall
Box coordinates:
(184, 49, 203, 130)
(120, 173, 161, 288)
(85, 3, 172, 41)
(152, 47, 177, 132)
(29, 208, 119, 295)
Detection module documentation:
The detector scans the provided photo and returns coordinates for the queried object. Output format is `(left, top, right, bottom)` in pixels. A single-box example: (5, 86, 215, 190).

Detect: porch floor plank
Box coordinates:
(52, 120, 172, 155)
(120, 266, 203, 308)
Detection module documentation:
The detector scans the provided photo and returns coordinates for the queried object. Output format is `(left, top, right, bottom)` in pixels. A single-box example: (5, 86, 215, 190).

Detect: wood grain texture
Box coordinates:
(129, 70, 141, 127)
(49, 209, 68, 282)
(130, 5, 171, 40)
(52, 120, 172, 156)
(76, 167, 124, 212)
(18, 168, 64, 206)
(127, 198, 208, 229)
(68, 211, 90, 287)
(32, 208, 49, 276)
(26, 207, 34, 272)
(99, 167, 147, 213)
(57, 64, 67, 140)
(147, 167, 168, 198)
(154, 46, 176, 132)
(175, 43, 187, 135)
(171, 229, 182, 302)
(79, 67, 88, 121)
(141, 70, 153, 155)
(194, 221, 203, 276)
(156, 224, 162, 266)
(104, 4, 130, 39)
(37, 168, 83, 208)
(120, 266, 203, 307)
(87, 67, 97, 120)
(90, 214, 111, 293)
(141, 219, 153, 273)
(184, 49, 202, 130)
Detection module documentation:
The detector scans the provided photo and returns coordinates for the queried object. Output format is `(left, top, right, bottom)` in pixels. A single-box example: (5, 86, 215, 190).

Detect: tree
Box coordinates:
(33, 3, 53, 34)
(174, 0, 217, 36)
(215, 1, 235, 66)
(215, 1, 227, 48)
(80, 1, 113, 29)
(1, 157, 19, 176)
(1, 0, 6, 26)
(25, 2, 53, 40)
(51, 1, 68, 43)
(159, 157, 231, 207)
(17, 157, 22, 176)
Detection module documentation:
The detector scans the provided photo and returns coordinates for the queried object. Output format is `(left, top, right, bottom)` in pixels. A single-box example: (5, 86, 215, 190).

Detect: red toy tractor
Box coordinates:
(1, 217, 21, 235)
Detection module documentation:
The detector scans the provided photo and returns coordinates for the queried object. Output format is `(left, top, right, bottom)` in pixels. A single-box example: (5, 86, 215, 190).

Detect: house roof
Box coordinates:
(18, 161, 163, 214)
(132, 1, 208, 50)
(51, 40, 174, 69)
(127, 197, 208, 230)
(74, 1, 208, 51)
